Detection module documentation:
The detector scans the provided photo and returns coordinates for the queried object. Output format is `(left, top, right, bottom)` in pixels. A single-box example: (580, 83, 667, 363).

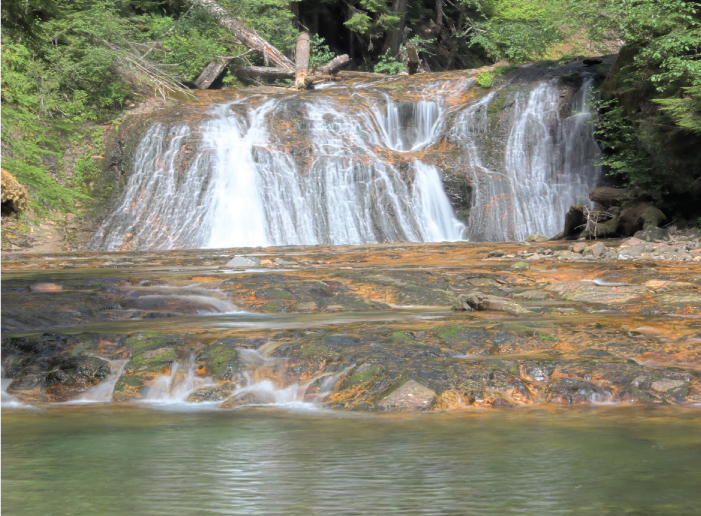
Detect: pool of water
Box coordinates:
(3, 405, 700, 515)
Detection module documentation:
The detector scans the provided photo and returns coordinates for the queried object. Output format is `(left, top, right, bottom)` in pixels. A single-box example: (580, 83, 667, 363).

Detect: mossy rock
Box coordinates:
(391, 331, 426, 346)
(197, 344, 239, 379)
(113, 375, 144, 392)
(124, 331, 168, 350)
(293, 342, 330, 358)
(258, 287, 296, 300)
(126, 346, 177, 372)
(347, 363, 384, 385)
(258, 301, 290, 313)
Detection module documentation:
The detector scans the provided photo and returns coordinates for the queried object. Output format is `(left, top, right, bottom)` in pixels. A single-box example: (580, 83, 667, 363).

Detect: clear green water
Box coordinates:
(3, 406, 701, 516)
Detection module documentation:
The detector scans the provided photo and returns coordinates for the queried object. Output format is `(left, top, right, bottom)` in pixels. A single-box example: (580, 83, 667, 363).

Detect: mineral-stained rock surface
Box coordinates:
(2, 241, 701, 410)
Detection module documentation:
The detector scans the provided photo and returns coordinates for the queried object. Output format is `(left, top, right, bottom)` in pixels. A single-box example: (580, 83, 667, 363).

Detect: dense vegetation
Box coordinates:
(1, 0, 700, 222)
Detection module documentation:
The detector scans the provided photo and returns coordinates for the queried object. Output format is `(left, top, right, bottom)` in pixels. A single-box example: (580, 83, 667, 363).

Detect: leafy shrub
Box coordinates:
(475, 71, 495, 88)
(309, 34, 335, 68)
(374, 49, 406, 75)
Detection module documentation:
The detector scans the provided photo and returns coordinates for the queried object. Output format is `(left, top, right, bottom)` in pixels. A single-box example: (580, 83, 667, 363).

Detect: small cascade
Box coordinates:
(120, 285, 240, 315)
(78, 359, 128, 403)
(1, 369, 27, 409)
(142, 354, 215, 403)
(222, 348, 313, 409)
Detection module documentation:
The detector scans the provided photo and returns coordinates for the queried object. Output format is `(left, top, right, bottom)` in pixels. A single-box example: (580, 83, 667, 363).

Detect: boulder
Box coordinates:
(487, 249, 505, 258)
(589, 241, 607, 257)
(571, 242, 587, 254)
(618, 202, 667, 236)
(377, 380, 436, 410)
(226, 255, 261, 268)
(634, 226, 670, 242)
(563, 205, 586, 237)
(511, 261, 530, 271)
(525, 234, 548, 242)
(455, 291, 534, 316)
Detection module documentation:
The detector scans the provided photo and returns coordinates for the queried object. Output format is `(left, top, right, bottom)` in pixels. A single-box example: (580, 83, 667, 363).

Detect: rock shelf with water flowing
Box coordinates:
(90, 64, 602, 250)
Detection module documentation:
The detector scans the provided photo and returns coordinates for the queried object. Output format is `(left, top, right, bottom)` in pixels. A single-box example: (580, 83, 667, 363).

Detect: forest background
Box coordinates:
(1, 0, 700, 224)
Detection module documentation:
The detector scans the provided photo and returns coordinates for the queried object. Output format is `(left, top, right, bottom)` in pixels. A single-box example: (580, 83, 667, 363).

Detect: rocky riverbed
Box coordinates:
(3, 239, 701, 410)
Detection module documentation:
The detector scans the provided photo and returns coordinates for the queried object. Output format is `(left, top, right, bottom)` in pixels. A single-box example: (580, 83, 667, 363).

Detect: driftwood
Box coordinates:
(192, 0, 294, 71)
(294, 32, 312, 90)
(317, 54, 350, 75)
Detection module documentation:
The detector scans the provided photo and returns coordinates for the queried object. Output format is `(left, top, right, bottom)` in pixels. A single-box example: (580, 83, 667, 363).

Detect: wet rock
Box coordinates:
(273, 257, 299, 266)
(44, 356, 111, 401)
(525, 234, 548, 242)
(377, 380, 436, 410)
(511, 261, 530, 271)
(634, 226, 670, 242)
(512, 290, 550, 300)
(571, 242, 587, 254)
(650, 379, 687, 393)
(455, 291, 534, 315)
(487, 249, 505, 258)
(226, 256, 261, 267)
(547, 378, 611, 404)
(589, 241, 607, 257)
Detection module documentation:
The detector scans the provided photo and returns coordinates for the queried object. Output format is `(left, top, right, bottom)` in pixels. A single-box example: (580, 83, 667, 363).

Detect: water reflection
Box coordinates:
(3, 407, 700, 515)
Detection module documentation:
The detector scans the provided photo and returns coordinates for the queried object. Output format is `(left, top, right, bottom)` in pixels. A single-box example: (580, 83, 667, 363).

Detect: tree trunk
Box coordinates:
(384, 0, 409, 56)
(195, 59, 228, 89)
(406, 44, 421, 75)
(192, 0, 294, 70)
(318, 54, 350, 75)
(436, 0, 443, 27)
(232, 66, 294, 79)
(294, 32, 311, 90)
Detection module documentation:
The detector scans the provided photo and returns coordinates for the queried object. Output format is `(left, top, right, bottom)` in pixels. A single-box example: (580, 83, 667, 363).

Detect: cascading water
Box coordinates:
(77, 358, 129, 403)
(142, 354, 215, 403)
(91, 69, 602, 249)
(449, 77, 601, 241)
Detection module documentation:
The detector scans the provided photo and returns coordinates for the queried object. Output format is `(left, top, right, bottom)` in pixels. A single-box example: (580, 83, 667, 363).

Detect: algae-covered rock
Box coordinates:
(525, 234, 548, 242)
(1, 169, 28, 217)
(619, 202, 667, 236)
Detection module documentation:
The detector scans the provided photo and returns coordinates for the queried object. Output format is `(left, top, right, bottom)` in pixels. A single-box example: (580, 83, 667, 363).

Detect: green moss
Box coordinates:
(127, 347, 177, 371)
(198, 344, 239, 378)
(435, 324, 462, 339)
(125, 331, 168, 350)
(259, 301, 289, 312)
(487, 90, 509, 115)
(113, 375, 144, 392)
(348, 364, 384, 385)
(263, 287, 296, 300)
(295, 343, 330, 357)
(392, 331, 426, 346)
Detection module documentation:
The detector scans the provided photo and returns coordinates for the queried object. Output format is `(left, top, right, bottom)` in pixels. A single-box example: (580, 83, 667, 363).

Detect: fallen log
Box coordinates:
(192, 0, 294, 71)
(317, 54, 350, 75)
(195, 59, 228, 90)
(232, 66, 294, 79)
(294, 32, 312, 90)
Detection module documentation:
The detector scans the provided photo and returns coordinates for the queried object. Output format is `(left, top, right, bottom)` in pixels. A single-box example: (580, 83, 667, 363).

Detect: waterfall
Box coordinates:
(450, 78, 601, 241)
(90, 72, 601, 249)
